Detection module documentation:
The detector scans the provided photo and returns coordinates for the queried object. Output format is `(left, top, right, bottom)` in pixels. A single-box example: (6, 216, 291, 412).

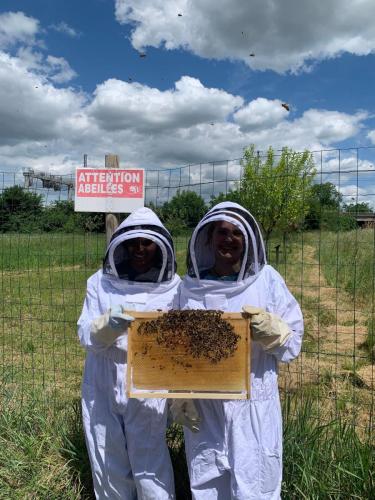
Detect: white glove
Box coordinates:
(242, 305, 291, 351)
(169, 399, 201, 433)
(91, 305, 134, 347)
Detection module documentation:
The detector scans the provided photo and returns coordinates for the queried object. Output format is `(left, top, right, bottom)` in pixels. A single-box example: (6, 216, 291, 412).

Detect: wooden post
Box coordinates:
(275, 244, 281, 266)
(105, 154, 120, 246)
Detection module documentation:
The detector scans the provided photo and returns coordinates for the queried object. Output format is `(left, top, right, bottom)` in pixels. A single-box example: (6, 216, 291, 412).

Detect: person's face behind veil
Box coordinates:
(125, 237, 158, 274)
(210, 221, 244, 274)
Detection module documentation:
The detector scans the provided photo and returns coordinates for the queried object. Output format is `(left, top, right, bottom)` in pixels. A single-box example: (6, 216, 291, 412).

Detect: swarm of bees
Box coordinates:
(137, 310, 240, 364)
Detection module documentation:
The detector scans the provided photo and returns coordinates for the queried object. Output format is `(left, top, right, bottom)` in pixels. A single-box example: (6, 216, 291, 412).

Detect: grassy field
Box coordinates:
(0, 230, 374, 499)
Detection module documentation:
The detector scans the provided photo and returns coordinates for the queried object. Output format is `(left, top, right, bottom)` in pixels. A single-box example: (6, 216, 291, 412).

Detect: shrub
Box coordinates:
(0, 186, 43, 232)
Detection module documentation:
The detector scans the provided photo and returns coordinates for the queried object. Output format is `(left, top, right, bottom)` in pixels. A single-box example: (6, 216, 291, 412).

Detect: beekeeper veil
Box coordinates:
(187, 202, 266, 282)
(103, 207, 176, 283)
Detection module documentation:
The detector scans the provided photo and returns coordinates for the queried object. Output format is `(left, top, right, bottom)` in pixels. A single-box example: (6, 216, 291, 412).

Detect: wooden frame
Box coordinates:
(126, 311, 251, 399)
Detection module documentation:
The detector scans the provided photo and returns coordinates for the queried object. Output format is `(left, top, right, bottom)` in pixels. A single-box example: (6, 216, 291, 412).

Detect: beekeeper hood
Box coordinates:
(187, 201, 266, 283)
(103, 207, 176, 283)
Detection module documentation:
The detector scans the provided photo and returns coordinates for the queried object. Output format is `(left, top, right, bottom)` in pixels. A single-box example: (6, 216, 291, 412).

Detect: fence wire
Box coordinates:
(0, 147, 374, 440)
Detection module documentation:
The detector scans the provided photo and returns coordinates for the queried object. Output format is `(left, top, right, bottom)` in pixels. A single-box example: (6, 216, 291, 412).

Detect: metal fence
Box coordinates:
(0, 146, 374, 439)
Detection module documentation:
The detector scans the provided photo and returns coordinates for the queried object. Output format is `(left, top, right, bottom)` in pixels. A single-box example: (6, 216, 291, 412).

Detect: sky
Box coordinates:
(0, 0, 375, 205)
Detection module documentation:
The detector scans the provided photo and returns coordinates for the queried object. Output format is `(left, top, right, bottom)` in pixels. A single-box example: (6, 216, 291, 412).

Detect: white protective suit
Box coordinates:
(78, 207, 180, 500)
(180, 202, 304, 500)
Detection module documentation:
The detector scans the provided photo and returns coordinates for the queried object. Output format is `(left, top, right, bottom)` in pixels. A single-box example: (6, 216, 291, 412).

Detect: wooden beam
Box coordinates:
(105, 154, 120, 169)
(105, 154, 120, 245)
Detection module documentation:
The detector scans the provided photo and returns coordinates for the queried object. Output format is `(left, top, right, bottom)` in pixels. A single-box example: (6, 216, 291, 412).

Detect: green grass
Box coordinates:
(282, 395, 374, 499)
(1, 390, 373, 500)
(0, 232, 106, 271)
(304, 228, 375, 361)
(307, 228, 375, 304)
(364, 315, 375, 362)
(0, 389, 93, 499)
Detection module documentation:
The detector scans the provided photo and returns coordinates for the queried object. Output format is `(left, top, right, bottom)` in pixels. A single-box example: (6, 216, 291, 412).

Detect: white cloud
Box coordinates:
(0, 58, 368, 174)
(85, 92, 367, 167)
(15, 48, 77, 83)
(0, 11, 39, 49)
(88, 76, 243, 132)
(337, 184, 372, 200)
(368, 130, 375, 144)
(115, 0, 375, 73)
(233, 98, 288, 131)
(321, 156, 375, 174)
(0, 51, 85, 144)
(292, 109, 366, 145)
(50, 21, 80, 38)
(46, 55, 77, 83)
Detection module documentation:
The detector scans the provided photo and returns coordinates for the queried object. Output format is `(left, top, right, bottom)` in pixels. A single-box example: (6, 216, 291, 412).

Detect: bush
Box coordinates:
(40, 200, 74, 232)
(75, 212, 105, 233)
(163, 216, 189, 236)
(160, 191, 206, 229)
(38, 200, 105, 233)
(320, 210, 358, 231)
(0, 186, 43, 232)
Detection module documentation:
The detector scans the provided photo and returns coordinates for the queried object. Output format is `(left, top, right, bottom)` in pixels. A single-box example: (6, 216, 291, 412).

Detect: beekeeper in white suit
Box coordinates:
(78, 207, 180, 499)
(177, 201, 304, 499)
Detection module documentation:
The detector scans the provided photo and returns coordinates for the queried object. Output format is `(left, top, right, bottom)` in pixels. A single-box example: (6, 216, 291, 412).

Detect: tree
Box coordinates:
(40, 200, 75, 231)
(238, 145, 315, 242)
(311, 182, 342, 208)
(305, 182, 343, 229)
(209, 190, 242, 208)
(159, 191, 207, 233)
(0, 185, 43, 232)
(40, 200, 105, 232)
(75, 211, 105, 233)
(344, 201, 374, 214)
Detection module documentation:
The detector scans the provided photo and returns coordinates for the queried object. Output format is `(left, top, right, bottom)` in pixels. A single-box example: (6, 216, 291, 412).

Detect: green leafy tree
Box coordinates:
(40, 200, 104, 232)
(209, 190, 242, 208)
(40, 200, 75, 232)
(0, 185, 43, 232)
(239, 145, 316, 242)
(159, 191, 207, 233)
(344, 201, 374, 214)
(75, 211, 105, 232)
(312, 182, 342, 208)
(305, 182, 343, 229)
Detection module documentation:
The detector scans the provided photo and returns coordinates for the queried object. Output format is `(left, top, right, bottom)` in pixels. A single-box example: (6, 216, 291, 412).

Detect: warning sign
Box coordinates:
(74, 168, 144, 212)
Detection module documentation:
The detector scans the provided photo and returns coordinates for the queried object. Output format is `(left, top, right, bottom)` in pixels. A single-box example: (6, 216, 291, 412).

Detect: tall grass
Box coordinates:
(282, 394, 374, 499)
(305, 228, 375, 357)
(0, 389, 93, 499)
(310, 228, 375, 303)
(1, 390, 373, 499)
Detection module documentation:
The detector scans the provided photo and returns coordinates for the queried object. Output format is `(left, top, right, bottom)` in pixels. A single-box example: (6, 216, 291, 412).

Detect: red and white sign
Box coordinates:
(74, 168, 145, 212)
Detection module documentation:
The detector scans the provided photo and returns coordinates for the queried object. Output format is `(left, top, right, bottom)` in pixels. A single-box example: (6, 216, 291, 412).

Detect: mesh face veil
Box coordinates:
(187, 202, 266, 282)
(102, 211, 176, 283)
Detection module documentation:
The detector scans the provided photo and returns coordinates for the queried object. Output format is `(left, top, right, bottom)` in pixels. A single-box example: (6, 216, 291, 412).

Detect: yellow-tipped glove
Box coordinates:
(242, 305, 291, 351)
(91, 305, 134, 347)
(169, 399, 201, 433)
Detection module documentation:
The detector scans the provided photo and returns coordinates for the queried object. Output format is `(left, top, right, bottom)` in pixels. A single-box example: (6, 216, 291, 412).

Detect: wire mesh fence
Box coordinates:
(0, 146, 374, 440)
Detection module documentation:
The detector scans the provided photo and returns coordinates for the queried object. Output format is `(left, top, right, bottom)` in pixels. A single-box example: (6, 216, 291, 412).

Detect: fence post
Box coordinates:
(105, 154, 119, 246)
(275, 244, 281, 266)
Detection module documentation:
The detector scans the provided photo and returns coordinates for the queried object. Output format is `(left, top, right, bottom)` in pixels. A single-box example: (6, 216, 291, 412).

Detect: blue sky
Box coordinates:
(0, 0, 375, 204)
